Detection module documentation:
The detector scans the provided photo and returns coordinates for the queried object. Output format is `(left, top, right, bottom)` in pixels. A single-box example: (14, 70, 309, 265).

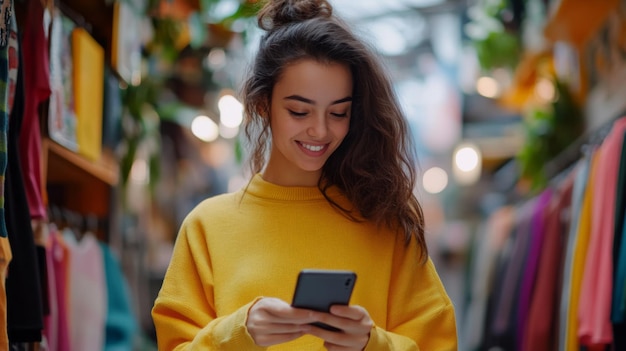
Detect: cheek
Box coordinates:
(336, 120, 351, 140)
(270, 114, 297, 140)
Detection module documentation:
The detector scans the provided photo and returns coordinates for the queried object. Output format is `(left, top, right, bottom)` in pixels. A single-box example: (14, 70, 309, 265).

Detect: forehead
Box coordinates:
(273, 59, 353, 102)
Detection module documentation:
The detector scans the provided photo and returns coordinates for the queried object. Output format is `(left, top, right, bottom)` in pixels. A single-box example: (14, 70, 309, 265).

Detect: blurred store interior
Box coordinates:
(10, 0, 626, 350)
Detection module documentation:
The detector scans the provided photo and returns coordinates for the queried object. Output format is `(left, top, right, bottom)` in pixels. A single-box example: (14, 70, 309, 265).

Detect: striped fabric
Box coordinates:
(0, 1, 17, 238)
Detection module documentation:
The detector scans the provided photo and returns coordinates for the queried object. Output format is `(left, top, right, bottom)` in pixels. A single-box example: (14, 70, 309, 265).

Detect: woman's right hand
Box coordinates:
(246, 297, 316, 347)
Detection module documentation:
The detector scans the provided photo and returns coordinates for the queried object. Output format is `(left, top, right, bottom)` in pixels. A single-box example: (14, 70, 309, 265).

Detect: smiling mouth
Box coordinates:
(298, 141, 327, 153)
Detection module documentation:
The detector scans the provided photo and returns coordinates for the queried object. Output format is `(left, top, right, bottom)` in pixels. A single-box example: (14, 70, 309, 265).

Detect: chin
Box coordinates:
(296, 166, 324, 176)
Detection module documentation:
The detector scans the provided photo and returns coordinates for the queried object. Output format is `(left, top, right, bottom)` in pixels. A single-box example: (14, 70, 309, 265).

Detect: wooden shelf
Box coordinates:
(59, 0, 114, 57)
(43, 137, 119, 186)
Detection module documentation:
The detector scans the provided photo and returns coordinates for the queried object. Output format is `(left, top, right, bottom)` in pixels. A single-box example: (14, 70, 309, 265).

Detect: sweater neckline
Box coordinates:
(243, 174, 342, 201)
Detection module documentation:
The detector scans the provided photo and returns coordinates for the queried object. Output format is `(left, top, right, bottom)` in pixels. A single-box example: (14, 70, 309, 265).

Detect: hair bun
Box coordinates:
(258, 0, 333, 31)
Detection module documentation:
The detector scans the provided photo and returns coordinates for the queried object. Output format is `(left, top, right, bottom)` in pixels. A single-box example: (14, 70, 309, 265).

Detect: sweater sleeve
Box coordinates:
(151, 218, 265, 351)
(364, 235, 458, 351)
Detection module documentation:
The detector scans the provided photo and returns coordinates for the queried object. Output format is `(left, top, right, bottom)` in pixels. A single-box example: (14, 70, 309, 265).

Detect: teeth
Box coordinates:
(301, 143, 324, 152)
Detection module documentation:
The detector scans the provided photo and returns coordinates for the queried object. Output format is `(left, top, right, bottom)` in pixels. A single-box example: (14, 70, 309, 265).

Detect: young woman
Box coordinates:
(152, 0, 458, 350)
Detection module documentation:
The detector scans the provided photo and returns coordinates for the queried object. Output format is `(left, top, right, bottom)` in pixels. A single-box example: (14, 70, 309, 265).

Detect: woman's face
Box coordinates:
(263, 58, 353, 187)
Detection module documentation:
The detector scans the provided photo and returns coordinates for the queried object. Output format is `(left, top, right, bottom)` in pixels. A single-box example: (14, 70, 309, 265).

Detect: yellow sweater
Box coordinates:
(152, 174, 457, 350)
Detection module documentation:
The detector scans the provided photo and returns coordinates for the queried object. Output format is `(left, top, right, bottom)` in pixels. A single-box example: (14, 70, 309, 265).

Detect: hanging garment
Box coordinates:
(0, 3, 18, 350)
(5, 25, 44, 343)
(516, 189, 553, 350)
(611, 129, 626, 350)
(64, 231, 107, 351)
(579, 117, 626, 346)
(43, 225, 71, 351)
(614, 216, 626, 351)
(19, 0, 50, 220)
(0, 0, 17, 238)
(100, 242, 138, 350)
(487, 198, 536, 349)
(562, 149, 601, 351)
(557, 156, 591, 351)
(524, 171, 574, 351)
(613, 130, 626, 317)
(0, 237, 12, 350)
(462, 206, 516, 350)
(42, 227, 58, 351)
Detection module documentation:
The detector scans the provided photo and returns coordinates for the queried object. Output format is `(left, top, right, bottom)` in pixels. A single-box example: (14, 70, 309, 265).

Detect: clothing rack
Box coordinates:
(493, 113, 623, 199)
(56, 1, 92, 33)
(543, 113, 623, 182)
(48, 204, 101, 238)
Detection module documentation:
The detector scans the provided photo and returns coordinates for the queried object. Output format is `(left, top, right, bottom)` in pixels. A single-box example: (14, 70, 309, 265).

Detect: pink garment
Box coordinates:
(19, 0, 51, 219)
(45, 228, 71, 351)
(578, 116, 626, 346)
(44, 225, 75, 351)
(44, 227, 58, 351)
(64, 230, 107, 351)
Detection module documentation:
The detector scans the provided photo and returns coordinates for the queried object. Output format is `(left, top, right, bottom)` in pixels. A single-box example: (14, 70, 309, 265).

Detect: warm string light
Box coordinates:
(453, 142, 482, 185)
(422, 167, 449, 194)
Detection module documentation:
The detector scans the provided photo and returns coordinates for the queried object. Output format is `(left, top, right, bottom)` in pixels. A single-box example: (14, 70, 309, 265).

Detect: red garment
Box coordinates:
(579, 117, 626, 346)
(524, 171, 574, 351)
(19, 0, 51, 220)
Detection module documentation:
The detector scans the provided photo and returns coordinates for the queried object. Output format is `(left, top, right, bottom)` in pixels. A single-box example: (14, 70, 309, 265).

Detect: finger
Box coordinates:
(306, 325, 369, 349)
(329, 305, 367, 321)
(254, 298, 316, 323)
(308, 313, 346, 332)
(265, 308, 316, 324)
(311, 310, 371, 333)
(305, 315, 372, 347)
(328, 305, 373, 334)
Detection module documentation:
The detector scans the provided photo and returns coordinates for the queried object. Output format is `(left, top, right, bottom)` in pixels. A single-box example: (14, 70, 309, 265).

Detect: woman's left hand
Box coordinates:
(305, 304, 373, 351)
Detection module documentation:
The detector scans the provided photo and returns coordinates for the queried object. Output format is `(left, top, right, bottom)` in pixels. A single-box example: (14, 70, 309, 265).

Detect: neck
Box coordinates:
(261, 169, 320, 187)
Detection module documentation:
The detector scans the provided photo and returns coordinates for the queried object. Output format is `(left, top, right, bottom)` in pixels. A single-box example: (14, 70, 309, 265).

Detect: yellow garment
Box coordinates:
(152, 174, 457, 351)
(0, 236, 12, 350)
(565, 150, 600, 351)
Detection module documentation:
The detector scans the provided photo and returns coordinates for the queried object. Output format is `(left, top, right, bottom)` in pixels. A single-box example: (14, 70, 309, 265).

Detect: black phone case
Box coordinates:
(292, 269, 357, 332)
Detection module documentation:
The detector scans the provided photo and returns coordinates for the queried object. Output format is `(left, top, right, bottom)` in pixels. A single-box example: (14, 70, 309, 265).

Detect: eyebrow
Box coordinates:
(284, 95, 353, 105)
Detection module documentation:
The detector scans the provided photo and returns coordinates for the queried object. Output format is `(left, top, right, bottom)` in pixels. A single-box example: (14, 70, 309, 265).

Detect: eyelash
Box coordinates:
(288, 110, 349, 118)
(288, 110, 307, 117)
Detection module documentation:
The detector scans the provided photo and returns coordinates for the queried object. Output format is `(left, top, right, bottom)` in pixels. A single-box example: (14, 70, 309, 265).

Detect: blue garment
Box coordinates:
(0, 0, 12, 237)
(612, 131, 626, 324)
(558, 158, 590, 351)
(100, 243, 138, 350)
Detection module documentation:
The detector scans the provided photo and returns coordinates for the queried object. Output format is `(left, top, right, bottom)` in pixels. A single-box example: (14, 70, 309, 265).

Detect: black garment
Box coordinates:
(5, 30, 43, 343)
(9, 342, 29, 351)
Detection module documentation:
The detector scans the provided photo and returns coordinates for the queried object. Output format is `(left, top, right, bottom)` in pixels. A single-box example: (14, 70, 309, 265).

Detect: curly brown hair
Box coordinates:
(241, 0, 427, 260)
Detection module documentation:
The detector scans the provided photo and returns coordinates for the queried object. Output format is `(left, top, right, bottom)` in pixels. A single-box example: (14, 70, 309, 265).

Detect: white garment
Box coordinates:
(64, 230, 107, 351)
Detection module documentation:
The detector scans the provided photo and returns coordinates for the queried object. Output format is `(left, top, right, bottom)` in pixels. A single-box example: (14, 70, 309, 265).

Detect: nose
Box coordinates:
(307, 114, 328, 138)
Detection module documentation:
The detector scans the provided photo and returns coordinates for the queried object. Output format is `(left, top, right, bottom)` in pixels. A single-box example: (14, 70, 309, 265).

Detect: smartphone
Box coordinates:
(291, 269, 357, 332)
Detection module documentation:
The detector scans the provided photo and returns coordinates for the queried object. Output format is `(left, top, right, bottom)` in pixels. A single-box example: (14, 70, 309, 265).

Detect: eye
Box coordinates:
(288, 109, 307, 117)
(331, 112, 349, 118)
